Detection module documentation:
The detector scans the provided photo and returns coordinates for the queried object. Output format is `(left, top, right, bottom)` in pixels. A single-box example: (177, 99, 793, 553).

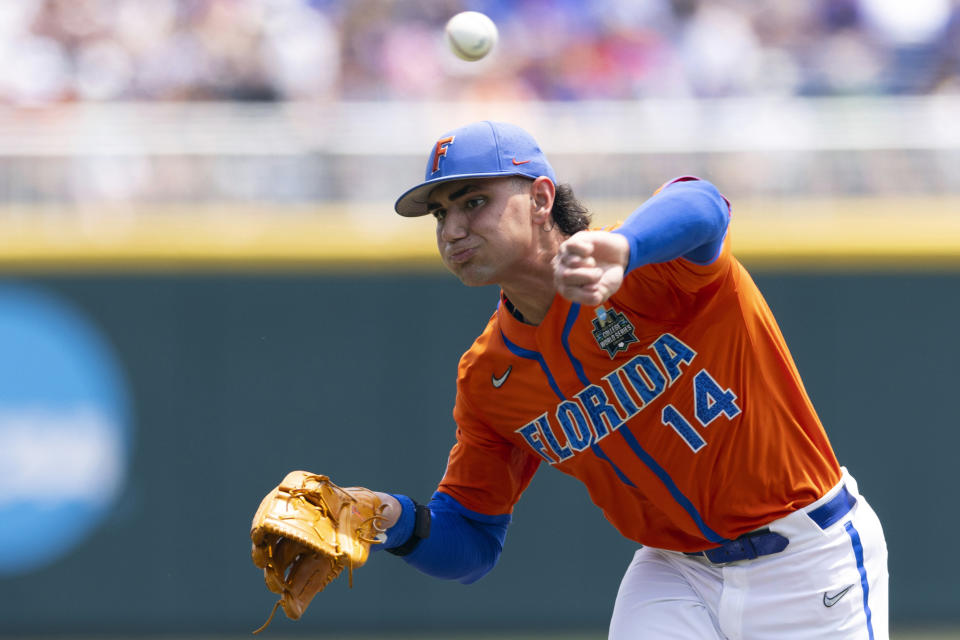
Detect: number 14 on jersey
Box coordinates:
(662, 370, 741, 453)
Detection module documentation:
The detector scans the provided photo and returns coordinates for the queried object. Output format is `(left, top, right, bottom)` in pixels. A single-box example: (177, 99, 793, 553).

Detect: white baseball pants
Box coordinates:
(608, 469, 888, 639)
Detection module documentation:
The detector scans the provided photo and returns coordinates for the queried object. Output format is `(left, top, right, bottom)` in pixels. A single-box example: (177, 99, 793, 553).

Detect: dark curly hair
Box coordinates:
(551, 183, 592, 235)
(510, 177, 591, 235)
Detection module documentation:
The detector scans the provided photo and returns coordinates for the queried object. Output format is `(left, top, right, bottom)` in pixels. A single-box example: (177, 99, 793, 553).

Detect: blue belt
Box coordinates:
(806, 484, 857, 530)
(687, 485, 857, 564)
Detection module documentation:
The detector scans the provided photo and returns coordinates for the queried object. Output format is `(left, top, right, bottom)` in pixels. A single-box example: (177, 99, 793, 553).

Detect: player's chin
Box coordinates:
(446, 261, 495, 287)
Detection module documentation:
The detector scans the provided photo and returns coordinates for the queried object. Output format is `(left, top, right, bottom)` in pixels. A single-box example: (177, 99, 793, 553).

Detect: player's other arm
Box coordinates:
(554, 177, 731, 305)
(374, 490, 509, 583)
(615, 176, 731, 270)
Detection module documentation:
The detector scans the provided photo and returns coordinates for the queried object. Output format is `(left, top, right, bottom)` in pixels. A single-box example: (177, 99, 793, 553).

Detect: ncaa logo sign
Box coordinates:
(0, 284, 132, 576)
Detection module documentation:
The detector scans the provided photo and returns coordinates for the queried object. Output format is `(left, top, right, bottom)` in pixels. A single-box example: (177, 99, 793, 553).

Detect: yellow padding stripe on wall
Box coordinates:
(0, 197, 958, 272)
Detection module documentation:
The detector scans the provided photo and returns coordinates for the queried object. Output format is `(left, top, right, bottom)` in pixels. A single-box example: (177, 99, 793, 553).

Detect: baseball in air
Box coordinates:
(445, 11, 498, 61)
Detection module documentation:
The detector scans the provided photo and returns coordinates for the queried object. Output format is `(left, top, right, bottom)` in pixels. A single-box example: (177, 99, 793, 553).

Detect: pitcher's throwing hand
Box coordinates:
(553, 230, 629, 306)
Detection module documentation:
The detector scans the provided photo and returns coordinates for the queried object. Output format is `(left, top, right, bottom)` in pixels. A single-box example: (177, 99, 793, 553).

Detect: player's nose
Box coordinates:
(438, 208, 469, 242)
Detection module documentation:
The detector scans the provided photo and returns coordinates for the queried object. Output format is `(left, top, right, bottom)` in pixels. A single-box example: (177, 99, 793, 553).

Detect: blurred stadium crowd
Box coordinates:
(1, 0, 958, 207)
(1, 0, 959, 105)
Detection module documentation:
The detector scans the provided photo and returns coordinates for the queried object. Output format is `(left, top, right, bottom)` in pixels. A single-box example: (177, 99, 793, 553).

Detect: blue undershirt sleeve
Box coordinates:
(612, 178, 731, 274)
(377, 491, 510, 584)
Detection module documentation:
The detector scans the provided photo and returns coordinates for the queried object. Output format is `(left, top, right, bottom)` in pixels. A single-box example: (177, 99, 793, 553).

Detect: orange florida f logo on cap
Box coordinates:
(432, 136, 455, 173)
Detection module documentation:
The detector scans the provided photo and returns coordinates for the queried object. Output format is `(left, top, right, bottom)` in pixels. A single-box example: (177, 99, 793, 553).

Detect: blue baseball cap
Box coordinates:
(394, 120, 557, 217)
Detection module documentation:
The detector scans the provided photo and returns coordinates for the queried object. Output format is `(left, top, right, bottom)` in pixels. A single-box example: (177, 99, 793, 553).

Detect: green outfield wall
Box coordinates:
(0, 266, 955, 637)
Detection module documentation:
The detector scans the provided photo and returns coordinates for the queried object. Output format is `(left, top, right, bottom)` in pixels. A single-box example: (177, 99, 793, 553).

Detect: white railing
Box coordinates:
(0, 97, 959, 206)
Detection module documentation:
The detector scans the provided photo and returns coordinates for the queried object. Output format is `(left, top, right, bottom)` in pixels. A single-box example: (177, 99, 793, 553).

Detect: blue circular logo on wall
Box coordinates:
(0, 284, 132, 576)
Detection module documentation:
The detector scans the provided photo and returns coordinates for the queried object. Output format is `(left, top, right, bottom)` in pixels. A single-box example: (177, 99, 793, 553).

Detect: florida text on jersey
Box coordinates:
(438, 191, 841, 553)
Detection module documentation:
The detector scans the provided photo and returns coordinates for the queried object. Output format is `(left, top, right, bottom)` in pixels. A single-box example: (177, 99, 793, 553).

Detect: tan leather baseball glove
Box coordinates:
(250, 471, 387, 633)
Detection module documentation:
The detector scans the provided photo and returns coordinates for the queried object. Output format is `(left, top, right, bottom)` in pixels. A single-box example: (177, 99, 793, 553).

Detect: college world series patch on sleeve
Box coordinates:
(592, 306, 638, 357)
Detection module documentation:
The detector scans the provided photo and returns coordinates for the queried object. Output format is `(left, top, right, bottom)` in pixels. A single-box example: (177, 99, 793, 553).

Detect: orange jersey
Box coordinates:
(437, 214, 841, 552)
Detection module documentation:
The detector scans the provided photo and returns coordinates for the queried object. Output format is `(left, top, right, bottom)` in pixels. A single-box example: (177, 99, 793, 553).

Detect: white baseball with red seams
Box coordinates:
(445, 11, 498, 61)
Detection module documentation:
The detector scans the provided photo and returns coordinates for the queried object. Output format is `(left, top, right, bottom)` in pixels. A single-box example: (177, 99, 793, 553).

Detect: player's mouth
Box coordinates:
(446, 245, 478, 264)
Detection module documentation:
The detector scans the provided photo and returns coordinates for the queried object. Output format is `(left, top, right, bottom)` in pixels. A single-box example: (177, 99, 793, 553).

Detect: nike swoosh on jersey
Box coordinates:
(492, 365, 512, 388)
(511, 158, 531, 165)
(823, 584, 855, 607)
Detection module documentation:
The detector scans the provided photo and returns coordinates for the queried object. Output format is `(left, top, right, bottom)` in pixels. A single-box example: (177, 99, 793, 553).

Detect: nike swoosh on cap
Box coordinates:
(511, 158, 531, 165)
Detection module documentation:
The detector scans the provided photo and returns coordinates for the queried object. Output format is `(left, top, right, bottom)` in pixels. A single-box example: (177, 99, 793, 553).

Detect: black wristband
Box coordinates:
(387, 501, 431, 557)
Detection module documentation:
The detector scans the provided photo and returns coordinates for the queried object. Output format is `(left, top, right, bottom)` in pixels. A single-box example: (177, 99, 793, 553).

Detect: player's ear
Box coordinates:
(529, 176, 555, 225)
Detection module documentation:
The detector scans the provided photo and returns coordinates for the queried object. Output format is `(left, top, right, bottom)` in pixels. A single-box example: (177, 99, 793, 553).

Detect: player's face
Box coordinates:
(429, 177, 536, 286)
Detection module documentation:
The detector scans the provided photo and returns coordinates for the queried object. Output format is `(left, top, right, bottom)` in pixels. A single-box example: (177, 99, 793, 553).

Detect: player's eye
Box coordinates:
(432, 208, 447, 221)
(464, 196, 486, 210)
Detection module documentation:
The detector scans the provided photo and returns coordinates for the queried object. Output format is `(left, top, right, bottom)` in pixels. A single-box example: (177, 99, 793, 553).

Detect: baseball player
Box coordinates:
(286, 120, 890, 638)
